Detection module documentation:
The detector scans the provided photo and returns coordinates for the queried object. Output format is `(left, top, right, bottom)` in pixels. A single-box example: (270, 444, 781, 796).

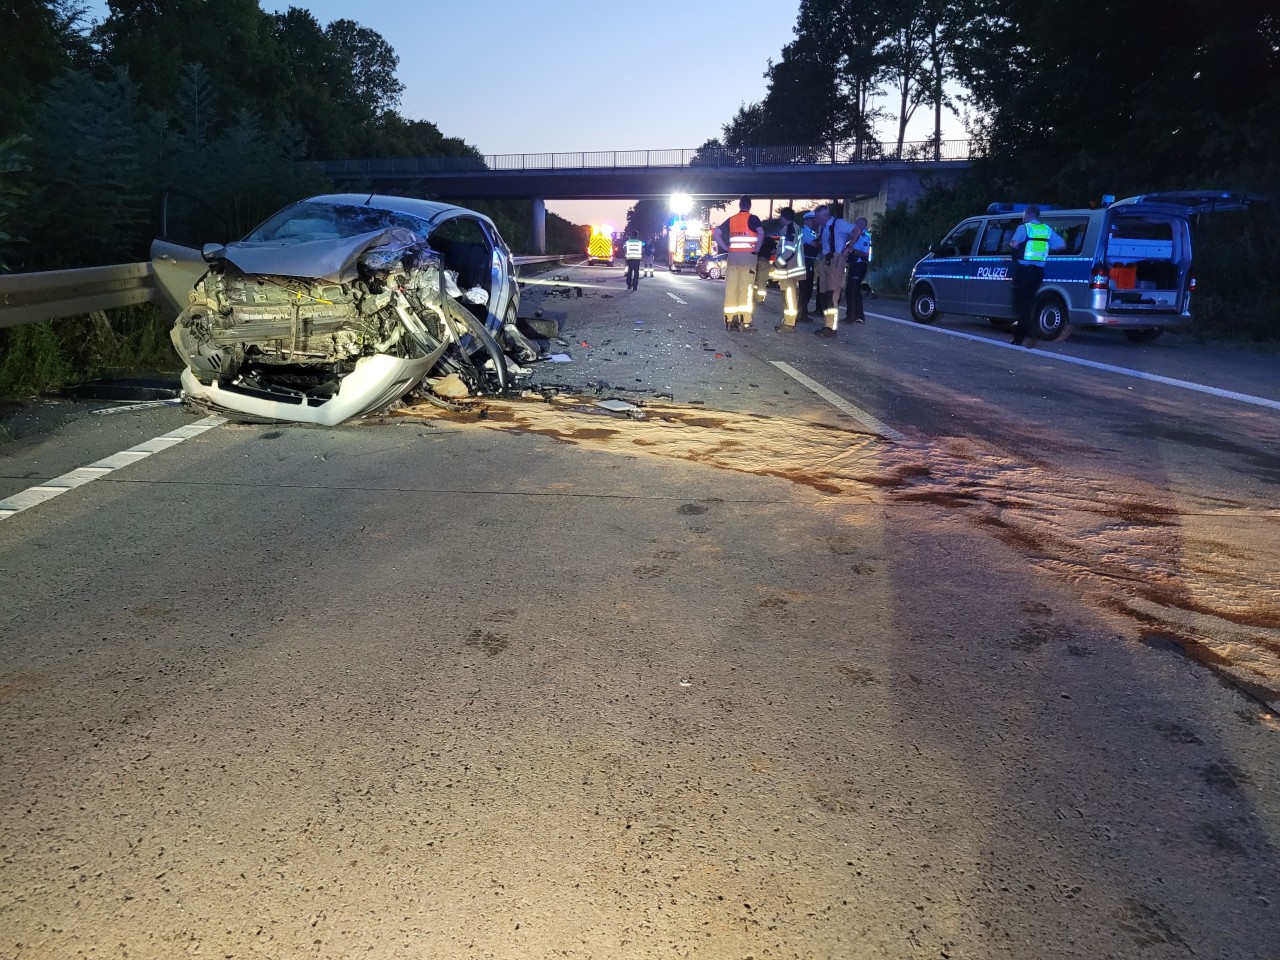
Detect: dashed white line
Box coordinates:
(0, 415, 225, 520)
(867, 311, 1280, 412)
(667, 292, 688, 305)
(770, 361, 906, 440)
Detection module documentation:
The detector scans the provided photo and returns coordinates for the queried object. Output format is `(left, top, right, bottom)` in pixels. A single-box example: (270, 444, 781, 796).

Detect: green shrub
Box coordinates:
(0, 321, 73, 398)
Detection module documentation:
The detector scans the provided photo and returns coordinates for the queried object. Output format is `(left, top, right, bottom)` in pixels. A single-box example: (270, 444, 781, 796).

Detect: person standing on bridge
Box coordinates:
(712, 196, 764, 331)
(1008, 206, 1065, 346)
(624, 230, 645, 291)
(843, 217, 872, 324)
(813, 204, 853, 338)
(770, 208, 806, 332)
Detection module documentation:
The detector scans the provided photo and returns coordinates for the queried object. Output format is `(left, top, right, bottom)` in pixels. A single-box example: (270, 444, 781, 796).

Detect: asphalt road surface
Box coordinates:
(1, 265, 1277, 959)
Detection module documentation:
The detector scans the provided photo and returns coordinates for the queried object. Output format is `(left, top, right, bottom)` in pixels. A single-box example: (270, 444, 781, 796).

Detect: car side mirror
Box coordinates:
(201, 242, 226, 263)
(929, 242, 944, 256)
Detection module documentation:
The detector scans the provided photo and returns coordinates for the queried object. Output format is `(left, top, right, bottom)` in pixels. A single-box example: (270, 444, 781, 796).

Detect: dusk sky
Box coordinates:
(81, 1, 961, 227)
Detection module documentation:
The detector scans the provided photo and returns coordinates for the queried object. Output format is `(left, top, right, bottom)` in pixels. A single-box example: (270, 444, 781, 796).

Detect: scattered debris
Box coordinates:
(90, 400, 182, 416)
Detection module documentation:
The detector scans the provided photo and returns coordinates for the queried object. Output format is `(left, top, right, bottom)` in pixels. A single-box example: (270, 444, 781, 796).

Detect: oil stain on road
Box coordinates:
(399, 395, 1280, 709)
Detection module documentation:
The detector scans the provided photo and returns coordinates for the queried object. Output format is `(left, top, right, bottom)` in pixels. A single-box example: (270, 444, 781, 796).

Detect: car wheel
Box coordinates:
(709, 265, 722, 280)
(1033, 293, 1071, 341)
(985, 316, 1017, 331)
(1124, 328, 1163, 343)
(910, 284, 941, 324)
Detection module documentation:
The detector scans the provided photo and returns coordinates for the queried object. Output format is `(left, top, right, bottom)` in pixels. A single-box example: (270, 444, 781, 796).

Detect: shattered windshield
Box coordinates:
(244, 202, 432, 243)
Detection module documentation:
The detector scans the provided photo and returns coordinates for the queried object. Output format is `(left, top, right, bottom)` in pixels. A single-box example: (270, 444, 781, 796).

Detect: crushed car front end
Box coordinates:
(164, 197, 531, 425)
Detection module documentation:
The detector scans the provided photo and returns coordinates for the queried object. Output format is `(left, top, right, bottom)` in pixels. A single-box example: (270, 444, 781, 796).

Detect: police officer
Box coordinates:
(1009, 206, 1066, 345)
(798, 211, 819, 322)
(712, 196, 764, 331)
(624, 230, 645, 290)
(844, 216, 872, 324)
(812, 204, 854, 338)
(770, 208, 806, 332)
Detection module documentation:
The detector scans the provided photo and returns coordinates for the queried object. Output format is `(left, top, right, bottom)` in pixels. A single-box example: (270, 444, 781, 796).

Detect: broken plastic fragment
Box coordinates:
(596, 399, 639, 413)
(545, 354, 573, 363)
(429, 373, 470, 399)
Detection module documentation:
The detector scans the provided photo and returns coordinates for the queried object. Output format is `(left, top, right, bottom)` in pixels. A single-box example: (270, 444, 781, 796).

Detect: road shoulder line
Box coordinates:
(867, 311, 1280, 412)
(0, 415, 226, 520)
(770, 361, 906, 440)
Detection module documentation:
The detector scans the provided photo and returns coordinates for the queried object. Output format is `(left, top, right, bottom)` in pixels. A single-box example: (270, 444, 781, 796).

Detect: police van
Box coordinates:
(907, 192, 1258, 343)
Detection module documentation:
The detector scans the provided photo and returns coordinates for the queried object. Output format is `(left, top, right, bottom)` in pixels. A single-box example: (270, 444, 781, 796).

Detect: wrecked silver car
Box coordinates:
(152, 194, 538, 425)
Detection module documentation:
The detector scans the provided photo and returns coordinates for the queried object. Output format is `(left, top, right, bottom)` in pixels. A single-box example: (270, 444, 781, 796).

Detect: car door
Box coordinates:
(928, 219, 981, 313)
(150, 239, 208, 323)
(968, 218, 1020, 318)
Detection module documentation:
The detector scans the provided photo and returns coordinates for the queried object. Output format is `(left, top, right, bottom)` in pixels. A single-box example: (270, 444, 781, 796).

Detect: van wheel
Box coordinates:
(1124, 328, 1163, 343)
(985, 316, 1017, 331)
(910, 285, 941, 324)
(1033, 294, 1071, 341)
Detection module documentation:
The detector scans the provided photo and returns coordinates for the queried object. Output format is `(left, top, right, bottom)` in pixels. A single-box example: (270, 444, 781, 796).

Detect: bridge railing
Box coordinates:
(316, 139, 976, 177)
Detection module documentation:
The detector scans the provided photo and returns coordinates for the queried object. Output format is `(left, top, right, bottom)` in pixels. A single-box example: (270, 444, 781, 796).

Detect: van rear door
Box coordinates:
(1113, 192, 1265, 215)
(1102, 208, 1187, 316)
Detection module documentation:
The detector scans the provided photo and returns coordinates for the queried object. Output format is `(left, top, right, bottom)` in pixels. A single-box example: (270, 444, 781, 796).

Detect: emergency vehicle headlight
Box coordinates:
(670, 194, 691, 215)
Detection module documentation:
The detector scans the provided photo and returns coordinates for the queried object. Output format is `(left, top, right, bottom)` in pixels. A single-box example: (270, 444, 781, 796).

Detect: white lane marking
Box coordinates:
(0, 415, 226, 520)
(770, 361, 906, 440)
(667, 292, 688, 305)
(868, 311, 1280, 413)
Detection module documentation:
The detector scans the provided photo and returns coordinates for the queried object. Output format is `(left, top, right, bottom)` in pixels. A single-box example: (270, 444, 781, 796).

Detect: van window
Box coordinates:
(977, 218, 1021, 255)
(1042, 216, 1090, 255)
(938, 220, 980, 257)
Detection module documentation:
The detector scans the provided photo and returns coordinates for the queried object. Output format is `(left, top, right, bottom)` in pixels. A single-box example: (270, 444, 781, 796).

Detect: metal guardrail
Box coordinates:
(0, 262, 157, 330)
(0, 255, 574, 330)
(316, 139, 976, 178)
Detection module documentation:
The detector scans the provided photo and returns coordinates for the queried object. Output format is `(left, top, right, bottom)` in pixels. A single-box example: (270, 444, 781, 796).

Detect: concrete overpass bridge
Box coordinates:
(312, 140, 976, 252)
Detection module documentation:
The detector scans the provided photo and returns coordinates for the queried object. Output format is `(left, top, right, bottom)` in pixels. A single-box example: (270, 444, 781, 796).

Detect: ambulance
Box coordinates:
(667, 217, 713, 273)
(586, 225, 615, 266)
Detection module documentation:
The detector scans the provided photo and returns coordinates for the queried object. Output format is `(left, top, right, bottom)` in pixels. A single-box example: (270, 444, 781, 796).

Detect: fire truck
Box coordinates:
(586, 226, 615, 265)
(667, 217, 714, 273)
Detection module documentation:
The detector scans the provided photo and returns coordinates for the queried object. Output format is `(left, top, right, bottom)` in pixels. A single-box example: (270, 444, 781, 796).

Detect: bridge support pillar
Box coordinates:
(531, 197, 546, 254)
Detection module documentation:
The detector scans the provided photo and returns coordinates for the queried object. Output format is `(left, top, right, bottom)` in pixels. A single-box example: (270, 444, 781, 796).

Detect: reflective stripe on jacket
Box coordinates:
(728, 211, 759, 253)
(770, 225, 806, 280)
(625, 239, 644, 259)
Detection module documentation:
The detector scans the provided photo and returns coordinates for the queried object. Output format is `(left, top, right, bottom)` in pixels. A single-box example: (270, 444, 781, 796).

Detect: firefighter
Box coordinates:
(755, 230, 776, 305)
(624, 230, 645, 290)
(770, 208, 806, 332)
(1009, 206, 1066, 345)
(711, 196, 764, 331)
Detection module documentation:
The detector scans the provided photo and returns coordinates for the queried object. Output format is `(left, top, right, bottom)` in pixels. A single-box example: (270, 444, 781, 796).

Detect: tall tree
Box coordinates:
(2, 0, 95, 136)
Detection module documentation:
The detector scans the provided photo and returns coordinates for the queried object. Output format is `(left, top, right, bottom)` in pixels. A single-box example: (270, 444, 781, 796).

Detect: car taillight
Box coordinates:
(1090, 263, 1109, 289)
(1187, 271, 1197, 292)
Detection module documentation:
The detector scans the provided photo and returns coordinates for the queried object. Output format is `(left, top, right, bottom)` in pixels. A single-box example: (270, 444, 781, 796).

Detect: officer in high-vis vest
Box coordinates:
(711, 195, 764, 331)
(844, 216, 872, 324)
(624, 230, 645, 290)
(1008, 205, 1065, 345)
(769, 208, 807, 332)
